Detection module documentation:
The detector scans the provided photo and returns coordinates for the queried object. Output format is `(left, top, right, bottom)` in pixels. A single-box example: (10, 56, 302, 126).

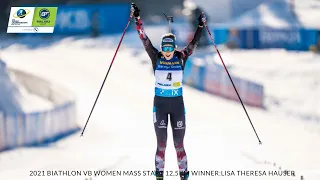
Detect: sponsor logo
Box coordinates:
(173, 82, 181, 87)
(162, 38, 173, 42)
(32, 7, 58, 27)
(158, 120, 167, 128)
(160, 120, 165, 125)
(157, 82, 171, 87)
(159, 61, 179, 65)
(174, 121, 184, 130)
(39, 8, 50, 19)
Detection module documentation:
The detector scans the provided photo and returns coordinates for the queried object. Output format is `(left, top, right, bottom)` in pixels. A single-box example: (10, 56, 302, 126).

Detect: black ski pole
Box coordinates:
(163, 13, 174, 33)
(203, 14, 262, 145)
(80, 10, 134, 137)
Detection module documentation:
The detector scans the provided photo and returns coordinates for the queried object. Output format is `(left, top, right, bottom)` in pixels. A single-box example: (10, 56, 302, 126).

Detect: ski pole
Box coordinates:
(203, 17, 262, 145)
(80, 10, 134, 136)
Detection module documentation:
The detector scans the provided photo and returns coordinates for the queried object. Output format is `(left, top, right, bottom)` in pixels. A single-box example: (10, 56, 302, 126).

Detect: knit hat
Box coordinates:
(161, 33, 176, 47)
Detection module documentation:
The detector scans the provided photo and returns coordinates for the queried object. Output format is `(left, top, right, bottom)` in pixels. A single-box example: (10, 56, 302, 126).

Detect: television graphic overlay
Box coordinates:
(7, 7, 58, 33)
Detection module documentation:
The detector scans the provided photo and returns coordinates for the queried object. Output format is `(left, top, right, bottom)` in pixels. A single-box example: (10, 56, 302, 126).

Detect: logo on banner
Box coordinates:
(55, 10, 90, 31)
(259, 29, 301, 46)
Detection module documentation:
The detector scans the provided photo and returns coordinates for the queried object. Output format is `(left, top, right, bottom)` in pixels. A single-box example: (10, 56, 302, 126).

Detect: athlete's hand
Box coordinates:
(131, 3, 140, 17)
(198, 12, 206, 26)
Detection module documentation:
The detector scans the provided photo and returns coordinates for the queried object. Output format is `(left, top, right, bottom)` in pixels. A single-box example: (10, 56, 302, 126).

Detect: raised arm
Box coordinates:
(131, 3, 159, 69)
(179, 13, 207, 63)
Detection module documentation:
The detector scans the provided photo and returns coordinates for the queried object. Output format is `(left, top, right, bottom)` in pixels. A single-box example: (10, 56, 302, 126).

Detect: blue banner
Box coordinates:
(206, 27, 320, 51)
(299, 29, 319, 51)
(54, 4, 130, 35)
(243, 80, 264, 107)
(213, 28, 229, 45)
(258, 28, 302, 50)
(237, 29, 259, 49)
(183, 57, 264, 108)
(204, 64, 223, 95)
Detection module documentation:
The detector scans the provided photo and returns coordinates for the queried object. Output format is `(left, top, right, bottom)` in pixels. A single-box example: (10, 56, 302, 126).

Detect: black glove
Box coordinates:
(197, 12, 206, 26)
(131, 3, 140, 17)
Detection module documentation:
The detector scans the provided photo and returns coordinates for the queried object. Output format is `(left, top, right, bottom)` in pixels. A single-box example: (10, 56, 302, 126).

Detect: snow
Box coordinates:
(8, 70, 54, 112)
(15, 84, 54, 112)
(213, 0, 320, 29)
(0, 60, 23, 114)
(0, 36, 319, 180)
(213, 49, 320, 122)
(295, 0, 320, 29)
(215, 0, 299, 28)
(0, 51, 54, 114)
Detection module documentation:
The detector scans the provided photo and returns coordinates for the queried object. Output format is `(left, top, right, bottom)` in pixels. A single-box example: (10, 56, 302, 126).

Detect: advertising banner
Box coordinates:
(54, 4, 130, 35)
(203, 63, 223, 95)
(258, 28, 302, 50)
(5, 115, 17, 149)
(244, 81, 264, 107)
(16, 114, 25, 147)
(25, 113, 37, 146)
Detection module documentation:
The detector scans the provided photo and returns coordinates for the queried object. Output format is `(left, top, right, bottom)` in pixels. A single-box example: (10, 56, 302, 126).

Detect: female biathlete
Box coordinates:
(131, 3, 206, 180)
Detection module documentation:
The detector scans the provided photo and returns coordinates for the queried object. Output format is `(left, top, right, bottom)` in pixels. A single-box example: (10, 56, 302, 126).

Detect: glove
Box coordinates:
(131, 3, 140, 17)
(198, 12, 206, 26)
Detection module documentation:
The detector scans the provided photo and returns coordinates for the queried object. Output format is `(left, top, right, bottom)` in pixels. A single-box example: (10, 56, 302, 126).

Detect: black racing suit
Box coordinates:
(134, 15, 203, 178)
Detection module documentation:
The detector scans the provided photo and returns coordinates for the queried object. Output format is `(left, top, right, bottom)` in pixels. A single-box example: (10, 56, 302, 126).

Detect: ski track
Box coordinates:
(0, 39, 319, 180)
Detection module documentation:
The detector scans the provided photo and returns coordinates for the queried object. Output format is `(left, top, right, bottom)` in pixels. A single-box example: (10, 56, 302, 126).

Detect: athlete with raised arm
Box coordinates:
(131, 3, 206, 180)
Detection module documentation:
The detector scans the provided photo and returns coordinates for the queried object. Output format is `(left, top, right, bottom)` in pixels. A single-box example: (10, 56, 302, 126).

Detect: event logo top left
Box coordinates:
(13, 9, 30, 18)
(8, 7, 35, 27)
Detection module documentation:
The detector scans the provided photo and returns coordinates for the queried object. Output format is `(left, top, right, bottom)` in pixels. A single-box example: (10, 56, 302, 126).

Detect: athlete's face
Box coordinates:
(161, 45, 175, 60)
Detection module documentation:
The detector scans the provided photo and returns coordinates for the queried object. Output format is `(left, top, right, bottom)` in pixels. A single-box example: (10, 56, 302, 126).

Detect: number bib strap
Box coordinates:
(155, 87, 183, 97)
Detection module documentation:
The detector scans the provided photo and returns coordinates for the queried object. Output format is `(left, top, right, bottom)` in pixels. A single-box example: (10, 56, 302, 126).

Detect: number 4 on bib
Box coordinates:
(166, 72, 172, 81)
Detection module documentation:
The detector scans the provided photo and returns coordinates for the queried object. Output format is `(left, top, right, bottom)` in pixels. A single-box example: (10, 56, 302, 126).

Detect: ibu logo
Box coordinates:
(39, 9, 50, 19)
(13, 9, 30, 18)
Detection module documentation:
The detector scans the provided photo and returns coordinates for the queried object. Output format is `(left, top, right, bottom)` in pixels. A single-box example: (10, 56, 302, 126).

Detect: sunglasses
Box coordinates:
(162, 46, 175, 52)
